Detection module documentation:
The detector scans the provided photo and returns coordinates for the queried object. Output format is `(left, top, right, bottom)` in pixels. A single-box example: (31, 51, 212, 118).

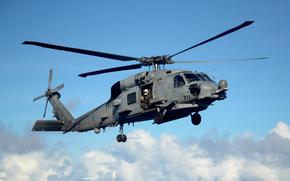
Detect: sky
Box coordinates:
(1, 0, 290, 180)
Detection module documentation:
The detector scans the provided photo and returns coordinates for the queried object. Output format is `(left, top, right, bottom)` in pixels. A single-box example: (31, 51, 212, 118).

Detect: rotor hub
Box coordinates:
(139, 55, 174, 66)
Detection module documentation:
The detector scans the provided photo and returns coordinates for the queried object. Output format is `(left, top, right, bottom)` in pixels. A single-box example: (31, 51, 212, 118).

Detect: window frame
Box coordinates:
(184, 73, 200, 83)
(127, 92, 137, 105)
(173, 75, 186, 88)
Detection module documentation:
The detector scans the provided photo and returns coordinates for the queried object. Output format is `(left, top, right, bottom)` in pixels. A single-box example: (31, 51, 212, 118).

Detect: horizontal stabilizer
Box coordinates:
(32, 120, 64, 131)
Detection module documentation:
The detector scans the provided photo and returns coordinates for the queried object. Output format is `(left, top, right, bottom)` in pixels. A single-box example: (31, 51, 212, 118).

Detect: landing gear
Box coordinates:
(191, 113, 201, 125)
(116, 134, 127, 142)
(116, 123, 127, 142)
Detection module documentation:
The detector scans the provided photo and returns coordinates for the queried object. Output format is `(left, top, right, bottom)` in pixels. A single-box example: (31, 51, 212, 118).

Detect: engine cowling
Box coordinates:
(120, 76, 136, 90)
(119, 72, 148, 90)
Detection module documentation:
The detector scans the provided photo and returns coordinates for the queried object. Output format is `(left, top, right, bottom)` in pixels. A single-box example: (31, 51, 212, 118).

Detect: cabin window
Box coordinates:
(174, 75, 185, 88)
(127, 92, 136, 105)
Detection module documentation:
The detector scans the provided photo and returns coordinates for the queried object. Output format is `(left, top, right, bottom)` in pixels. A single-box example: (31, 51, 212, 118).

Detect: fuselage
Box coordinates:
(74, 69, 227, 132)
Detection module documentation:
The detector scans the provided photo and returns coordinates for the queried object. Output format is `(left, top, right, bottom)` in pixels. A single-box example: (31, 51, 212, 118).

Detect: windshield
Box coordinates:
(184, 74, 200, 83)
(195, 74, 207, 81)
(202, 74, 213, 81)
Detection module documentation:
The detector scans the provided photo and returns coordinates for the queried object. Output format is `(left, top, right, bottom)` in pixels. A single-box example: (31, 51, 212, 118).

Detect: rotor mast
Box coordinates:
(153, 64, 160, 71)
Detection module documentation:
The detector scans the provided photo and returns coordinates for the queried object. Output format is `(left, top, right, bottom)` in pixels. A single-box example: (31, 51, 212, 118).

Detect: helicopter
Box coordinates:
(24, 21, 265, 142)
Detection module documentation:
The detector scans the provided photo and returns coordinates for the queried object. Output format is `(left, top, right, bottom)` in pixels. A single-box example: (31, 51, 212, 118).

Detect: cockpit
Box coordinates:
(173, 72, 213, 89)
(184, 73, 213, 83)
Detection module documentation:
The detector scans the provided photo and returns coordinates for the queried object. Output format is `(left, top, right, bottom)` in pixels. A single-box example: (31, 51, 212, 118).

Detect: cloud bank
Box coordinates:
(0, 122, 290, 181)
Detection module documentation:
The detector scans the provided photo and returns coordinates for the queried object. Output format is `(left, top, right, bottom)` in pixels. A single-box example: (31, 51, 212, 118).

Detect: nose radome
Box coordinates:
(218, 80, 228, 90)
(214, 80, 228, 100)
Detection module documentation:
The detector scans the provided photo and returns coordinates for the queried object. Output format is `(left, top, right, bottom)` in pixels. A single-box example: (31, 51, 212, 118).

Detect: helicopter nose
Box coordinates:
(218, 80, 228, 90)
(198, 83, 217, 99)
(196, 80, 228, 100)
(213, 80, 228, 100)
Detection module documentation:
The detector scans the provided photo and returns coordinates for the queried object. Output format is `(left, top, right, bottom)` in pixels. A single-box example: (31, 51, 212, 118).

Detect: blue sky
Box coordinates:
(1, 1, 290, 180)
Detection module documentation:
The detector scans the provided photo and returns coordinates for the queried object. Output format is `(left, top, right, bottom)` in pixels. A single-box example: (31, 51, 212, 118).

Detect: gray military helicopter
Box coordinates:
(24, 21, 264, 142)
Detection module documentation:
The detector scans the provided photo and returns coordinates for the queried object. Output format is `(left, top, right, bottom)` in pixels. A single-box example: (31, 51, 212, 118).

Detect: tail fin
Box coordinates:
(32, 69, 75, 131)
(49, 92, 74, 129)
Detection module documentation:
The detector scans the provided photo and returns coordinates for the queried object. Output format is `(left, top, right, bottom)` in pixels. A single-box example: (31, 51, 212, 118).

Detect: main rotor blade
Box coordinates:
(169, 21, 254, 58)
(78, 63, 142, 77)
(175, 57, 268, 64)
(22, 41, 138, 61)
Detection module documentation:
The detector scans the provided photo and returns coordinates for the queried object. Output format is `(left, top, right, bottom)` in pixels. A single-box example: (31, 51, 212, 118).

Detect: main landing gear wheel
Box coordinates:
(116, 134, 127, 142)
(191, 113, 201, 125)
(116, 123, 127, 142)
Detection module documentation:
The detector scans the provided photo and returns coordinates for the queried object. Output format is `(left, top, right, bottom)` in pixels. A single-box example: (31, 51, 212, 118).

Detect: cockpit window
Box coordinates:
(184, 74, 200, 83)
(174, 75, 185, 88)
(203, 74, 213, 81)
(196, 74, 207, 81)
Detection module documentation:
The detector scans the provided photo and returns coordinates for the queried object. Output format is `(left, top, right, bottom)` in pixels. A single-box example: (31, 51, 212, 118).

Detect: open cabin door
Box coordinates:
(140, 83, 153, 110)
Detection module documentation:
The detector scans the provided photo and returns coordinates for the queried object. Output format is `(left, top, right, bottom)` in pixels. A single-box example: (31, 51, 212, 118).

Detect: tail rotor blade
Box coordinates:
(33, 94, 46, 102)
(48, 69, 53, 89)
(43, 98, 48, 118)
(52, 84, 64, 92)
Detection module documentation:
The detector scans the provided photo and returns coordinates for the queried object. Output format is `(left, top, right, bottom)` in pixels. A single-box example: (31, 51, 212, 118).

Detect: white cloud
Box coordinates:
(271, 121, 290, 139)
(77, 125, 290, 181)
(0, 171, 7, 180)
(81, 150, 117, 180)
(1, 121, 290, 181)
(80, 123, 290, 181)
(241, 160, 279, 181)
(0, 151, 73, 181)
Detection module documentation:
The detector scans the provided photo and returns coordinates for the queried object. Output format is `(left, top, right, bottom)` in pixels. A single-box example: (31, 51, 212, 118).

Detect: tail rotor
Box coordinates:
(33, 69, 64, 117)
